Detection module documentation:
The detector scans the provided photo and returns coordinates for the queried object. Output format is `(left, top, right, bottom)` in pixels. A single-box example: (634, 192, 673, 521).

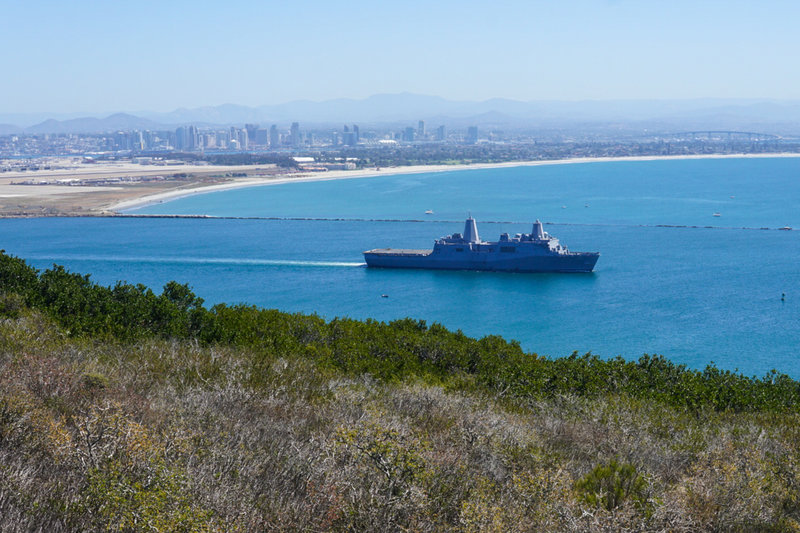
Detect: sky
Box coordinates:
(2, 0, 800, 113)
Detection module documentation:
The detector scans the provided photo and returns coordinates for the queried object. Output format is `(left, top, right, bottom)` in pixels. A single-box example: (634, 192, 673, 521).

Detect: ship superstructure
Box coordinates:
(363, 216, 599, 273)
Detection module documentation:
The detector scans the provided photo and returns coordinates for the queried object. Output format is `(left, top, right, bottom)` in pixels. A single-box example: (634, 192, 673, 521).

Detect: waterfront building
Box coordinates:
(216, 130, 229, 149)
(245, 123, 259, 141)
(132, 131, 144, 151)
(269, 125, 279, 148)
(254, 128, 268, 146)
(466, 126, 478, 144)
(174, 126, 186, 150)
(143, 131, 156, 150)
(187, 126, 199, 151)
(113, 131, 130, 151)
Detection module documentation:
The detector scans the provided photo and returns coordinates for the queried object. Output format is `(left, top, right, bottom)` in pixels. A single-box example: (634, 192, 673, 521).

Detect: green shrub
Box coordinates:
(1, 251, 799, 414)
(74, 459, 216, 532)
(575, 460, 650, 513)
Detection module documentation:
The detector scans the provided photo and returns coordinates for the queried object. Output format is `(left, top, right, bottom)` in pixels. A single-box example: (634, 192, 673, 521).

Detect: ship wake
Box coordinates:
(26, 255, 367, 268)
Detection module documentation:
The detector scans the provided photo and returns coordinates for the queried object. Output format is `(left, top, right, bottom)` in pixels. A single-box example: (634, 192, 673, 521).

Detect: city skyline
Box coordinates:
(5, 92, 800, 136)
(3, 0, 800, 114)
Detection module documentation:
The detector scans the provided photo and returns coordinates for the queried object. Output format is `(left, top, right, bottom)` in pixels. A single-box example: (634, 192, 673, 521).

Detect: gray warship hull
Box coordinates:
(363, 248, 599, 273)
(363, 217, 599, 273)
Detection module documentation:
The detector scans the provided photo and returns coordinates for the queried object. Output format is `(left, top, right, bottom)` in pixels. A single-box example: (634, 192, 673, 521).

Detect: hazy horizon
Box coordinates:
(3, 0, 800, 114)
(7, 93, 800, 136)
(6, 94, 800, 121)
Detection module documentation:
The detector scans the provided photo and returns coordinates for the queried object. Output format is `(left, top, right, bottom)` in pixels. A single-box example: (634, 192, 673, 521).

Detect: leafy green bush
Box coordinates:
(575, 460, 650, 513)
(75, 459, 216, 531)
(1, 251, 799, 414)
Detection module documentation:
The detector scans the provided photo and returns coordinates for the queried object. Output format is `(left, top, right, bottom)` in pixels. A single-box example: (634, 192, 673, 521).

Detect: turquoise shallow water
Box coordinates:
(2, 157, 799, 377)
(134, 158, 800, 228)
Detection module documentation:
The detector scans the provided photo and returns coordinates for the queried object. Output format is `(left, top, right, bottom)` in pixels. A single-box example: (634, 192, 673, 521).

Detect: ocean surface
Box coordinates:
(2, 157, 799, 377)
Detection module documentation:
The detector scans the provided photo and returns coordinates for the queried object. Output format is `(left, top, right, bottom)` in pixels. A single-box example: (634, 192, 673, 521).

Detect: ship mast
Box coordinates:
(463, 216, 480, 243)
(532, 219, 545, 240)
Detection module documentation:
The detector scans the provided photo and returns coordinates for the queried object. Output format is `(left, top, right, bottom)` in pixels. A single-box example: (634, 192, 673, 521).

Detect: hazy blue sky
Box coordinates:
(2, 0, 799, 113)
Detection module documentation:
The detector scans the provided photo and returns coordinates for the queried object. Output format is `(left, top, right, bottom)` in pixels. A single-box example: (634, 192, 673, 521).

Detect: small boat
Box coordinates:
(713, 213, 721, 217)
(381, 294, 389, 298)
(424, 210, 434, 215)
(779, 226, 793, 231)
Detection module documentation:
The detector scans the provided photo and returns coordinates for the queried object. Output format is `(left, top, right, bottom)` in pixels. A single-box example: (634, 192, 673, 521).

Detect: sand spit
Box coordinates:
(108, 153, 800, 212)
(1, 153, 799, 217)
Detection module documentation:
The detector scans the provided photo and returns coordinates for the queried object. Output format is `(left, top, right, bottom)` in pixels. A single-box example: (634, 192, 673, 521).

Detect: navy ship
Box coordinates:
(364, 217, 599, 273)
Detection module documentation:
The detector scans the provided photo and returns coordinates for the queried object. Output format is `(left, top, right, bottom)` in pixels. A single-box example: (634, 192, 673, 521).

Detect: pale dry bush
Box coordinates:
(671, 441, 799, 530)
(4, 310, 800, 531)
(115, 372, 800, 531)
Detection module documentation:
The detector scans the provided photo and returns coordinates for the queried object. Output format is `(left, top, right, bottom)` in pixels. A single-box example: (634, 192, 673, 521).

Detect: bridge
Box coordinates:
(665, 131, 782, 141)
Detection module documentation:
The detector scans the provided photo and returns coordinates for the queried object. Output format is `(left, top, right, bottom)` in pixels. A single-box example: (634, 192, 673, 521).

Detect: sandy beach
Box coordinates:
(108, 153, 800, 213)
(2, 153, 799, 217)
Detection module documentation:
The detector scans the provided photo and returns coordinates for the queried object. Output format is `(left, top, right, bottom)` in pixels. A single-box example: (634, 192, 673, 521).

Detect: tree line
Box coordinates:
(1, 251, 797, 414)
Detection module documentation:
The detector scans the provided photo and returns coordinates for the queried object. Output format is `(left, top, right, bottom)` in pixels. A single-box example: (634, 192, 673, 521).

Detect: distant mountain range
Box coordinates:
(3, 93, 800, 135)
(0, 113, 163, 135)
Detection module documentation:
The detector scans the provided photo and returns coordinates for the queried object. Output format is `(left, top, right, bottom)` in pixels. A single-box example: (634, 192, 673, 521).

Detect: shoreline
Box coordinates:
(1, 152, 798, 217)
(108, 152, 800, 213)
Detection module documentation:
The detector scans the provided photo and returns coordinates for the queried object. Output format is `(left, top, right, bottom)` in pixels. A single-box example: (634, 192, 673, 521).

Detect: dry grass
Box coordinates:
(2, 311, 799, 531)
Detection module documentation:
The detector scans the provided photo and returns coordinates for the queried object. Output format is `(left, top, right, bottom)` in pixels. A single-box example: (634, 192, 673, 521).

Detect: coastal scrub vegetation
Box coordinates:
(2, 251, 800, 531)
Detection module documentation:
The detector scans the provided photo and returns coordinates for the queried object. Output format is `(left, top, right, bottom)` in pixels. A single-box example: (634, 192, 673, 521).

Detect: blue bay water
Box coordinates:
(2, 157, 799, 377)
(134, 158, 800, 229)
